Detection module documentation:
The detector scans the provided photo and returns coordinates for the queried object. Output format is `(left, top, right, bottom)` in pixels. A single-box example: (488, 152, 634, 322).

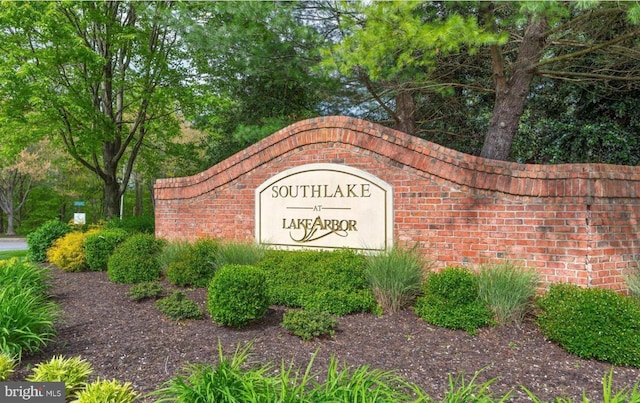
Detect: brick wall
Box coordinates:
(155, 116, 640, 290)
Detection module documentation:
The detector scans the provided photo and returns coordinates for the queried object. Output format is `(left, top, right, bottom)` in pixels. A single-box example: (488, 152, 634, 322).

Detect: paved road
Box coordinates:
(0, 238, 28, 252)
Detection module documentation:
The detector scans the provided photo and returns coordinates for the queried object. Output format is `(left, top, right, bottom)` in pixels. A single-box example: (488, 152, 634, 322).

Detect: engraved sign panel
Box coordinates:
(256, 164, 393, 251)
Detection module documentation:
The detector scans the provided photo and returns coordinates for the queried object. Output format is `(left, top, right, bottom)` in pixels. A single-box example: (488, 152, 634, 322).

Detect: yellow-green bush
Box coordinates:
(46, 229, 100, 272)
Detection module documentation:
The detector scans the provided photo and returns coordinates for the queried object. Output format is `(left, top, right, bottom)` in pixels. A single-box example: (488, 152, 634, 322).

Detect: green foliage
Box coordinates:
(72, 379, 139, 403)
(166, 238, 219, 287)
(46, 229, 100, 272)
(152, 342, 283, 403)
(158, 240, 191, 273)
(26, 355, 93, 399)
(152, 342, 422, 402)
(306, 356, 421, 402)
(207, 264, 269, 328)
(215, 241, 266, 268)
(281, 309, 338, 341)
(259, 249, 375, 315)
(84, 228, 129, 272)
(107, 234, 164, 284)
(414, 267, 493, 335)
(0, 262, 58, 360)
(0, 352, 15, 381)
(477, 262, 539, 325)
(536, 283, 640, 367)
(365, 245, 426, 313)
(105, 216, 155, 235)
(0, 258, 50, 295)
(26, 219, 71, 263)
(156, 292, 203, 321)
(522, 369, 640, 402)
(624, 261, 640, 302)
(437, 369, 511, 403)
(127, 281, 164, 302)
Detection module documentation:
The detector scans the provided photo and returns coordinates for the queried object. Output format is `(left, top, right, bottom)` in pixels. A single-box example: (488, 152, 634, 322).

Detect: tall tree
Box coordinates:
(323, 1, 640, 161)
(180, 1, 338, 166)
(0, 1, 189, 218)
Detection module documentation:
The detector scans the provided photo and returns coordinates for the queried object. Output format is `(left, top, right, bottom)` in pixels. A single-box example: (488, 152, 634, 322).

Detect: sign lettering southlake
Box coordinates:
(256, 163, 393, 251)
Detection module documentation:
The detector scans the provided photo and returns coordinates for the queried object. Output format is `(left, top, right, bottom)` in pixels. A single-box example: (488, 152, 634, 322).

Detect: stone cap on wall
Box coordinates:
(154, 116, 640, 201)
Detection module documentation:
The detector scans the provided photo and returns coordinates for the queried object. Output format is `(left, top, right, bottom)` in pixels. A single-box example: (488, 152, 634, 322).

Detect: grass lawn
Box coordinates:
(0, 250, 28, 260)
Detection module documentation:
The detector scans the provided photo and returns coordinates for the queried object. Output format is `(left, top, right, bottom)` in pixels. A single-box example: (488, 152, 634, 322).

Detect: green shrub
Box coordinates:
(207, 264, 269, 328)
(73, 379, 139, 403)
(105, 215, 155, 234)
(365, 245, 426, 313)
(107, 234, 164, 284)
(0, 352, 15, 381)
(156, 292, 203, 321)
(166, 238, 219, 287)
(536, 283, 640, 367)
(259, 249, 374, 315)
(84, 228, 130, 271)
(281, 309, 338, 341)
(26, 219, 72, 263)
(46, 229, 100, 272)
(26, 355, 93, 399)
(127, 281, 164, 302)
(477, 262, 539, 325)
(414, 266, 493, 335)
(215, 241, 266, 268)
(0, 284, 58, 360)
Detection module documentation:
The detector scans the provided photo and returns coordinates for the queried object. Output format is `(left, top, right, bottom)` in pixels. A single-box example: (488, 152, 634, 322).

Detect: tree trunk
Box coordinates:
(395, 90, 416, 135)
(104, 177, 121, 220)
(480, 17, 548, 161)
(5, 209, 15, 236)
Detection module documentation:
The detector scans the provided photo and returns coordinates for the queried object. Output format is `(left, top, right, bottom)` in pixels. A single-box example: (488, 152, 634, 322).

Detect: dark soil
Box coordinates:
(14, 267, 640, 402)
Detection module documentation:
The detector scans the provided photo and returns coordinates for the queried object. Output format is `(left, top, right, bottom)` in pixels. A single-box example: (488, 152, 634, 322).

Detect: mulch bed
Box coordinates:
(13, 267, 640, 402)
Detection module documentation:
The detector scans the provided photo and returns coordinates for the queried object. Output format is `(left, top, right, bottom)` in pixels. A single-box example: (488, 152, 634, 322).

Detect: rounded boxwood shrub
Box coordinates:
(84, 228, 130, 272)
(207, 264, 269, 328)
(414, 266, 493, 335)
(536, 283, 640, 367)
(166, 238, 219, 287)
(107, 234, 164, 284)
(26, 219, 72, 263)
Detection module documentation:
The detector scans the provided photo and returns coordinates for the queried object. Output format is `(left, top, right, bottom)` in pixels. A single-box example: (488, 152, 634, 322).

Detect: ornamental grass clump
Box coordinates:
(0, 260, 58, 360)
(27, 355, 93, 399)
(624, 261, 640, 302)
(73, 379, 139, 403)
(214, 240, 266, 268)
(414, 266, 493, 335)
(0, 352, 15, 381)
(477, 261, 539, 325)
(536, 283, 640, 367)
(364, 244, 427, 313)
(207, 264, 269, 328)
